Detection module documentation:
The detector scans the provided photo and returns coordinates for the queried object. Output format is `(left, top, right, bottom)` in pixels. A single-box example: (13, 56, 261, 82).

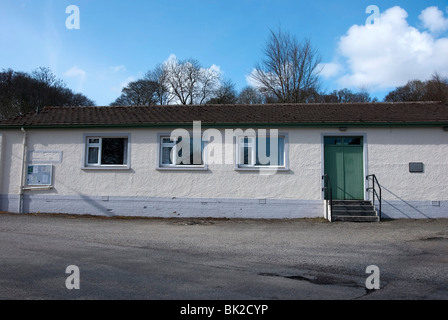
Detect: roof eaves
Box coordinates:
(2, 121, 448, 130)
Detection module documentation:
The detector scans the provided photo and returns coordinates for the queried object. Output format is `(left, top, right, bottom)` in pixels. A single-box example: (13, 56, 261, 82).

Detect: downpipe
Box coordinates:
(19, 127, 27, 214)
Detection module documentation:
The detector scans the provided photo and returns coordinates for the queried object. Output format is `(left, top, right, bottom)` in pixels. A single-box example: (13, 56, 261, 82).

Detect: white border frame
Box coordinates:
(234, 132, 290, 172)
(81, 133, 131, 170)
(320, 132, 368, 201)
(25, 164, 53, 186)
(156, 132, 208, 171)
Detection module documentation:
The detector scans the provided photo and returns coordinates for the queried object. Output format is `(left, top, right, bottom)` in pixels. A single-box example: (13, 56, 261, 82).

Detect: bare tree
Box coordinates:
(163, 57, 199, 105)
(384, 80, 426, 102)
(384, 73, 448, 102)
(237, 86, 264, 104)
(1, 68, 94, 120)
(31, 67, 66, 113)
(110, 79, 158, 106)
(144, 64, 170, 105)
(32, 67, 64, 89)
(251, 28, 322, 103)
(425, 72, 448, 102)
(197, 66, 222, 104)
(162, 56, 221, 105)
(320, 88, 372, 103)
(207, 79, 238, 104)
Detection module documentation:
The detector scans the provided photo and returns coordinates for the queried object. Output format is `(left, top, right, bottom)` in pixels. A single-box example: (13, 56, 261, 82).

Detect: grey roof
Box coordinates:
(1, 102, 448, 128)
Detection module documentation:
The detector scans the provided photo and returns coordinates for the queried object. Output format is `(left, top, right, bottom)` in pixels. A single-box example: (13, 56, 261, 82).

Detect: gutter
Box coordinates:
(19, 127, 27, 213)
(2, 121, 448, 130)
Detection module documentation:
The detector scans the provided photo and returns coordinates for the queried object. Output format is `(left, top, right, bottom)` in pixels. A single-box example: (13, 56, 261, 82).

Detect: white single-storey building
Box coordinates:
(0, 102, 447, 221)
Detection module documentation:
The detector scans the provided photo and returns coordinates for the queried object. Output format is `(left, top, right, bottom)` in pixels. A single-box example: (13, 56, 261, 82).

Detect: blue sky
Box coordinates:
(1, 0, 448, 105)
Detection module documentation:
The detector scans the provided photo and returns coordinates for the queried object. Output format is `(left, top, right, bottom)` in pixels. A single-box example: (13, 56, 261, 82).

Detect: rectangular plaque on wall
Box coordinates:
(409, 162, 424, 173)
(28, 150, 63, 163)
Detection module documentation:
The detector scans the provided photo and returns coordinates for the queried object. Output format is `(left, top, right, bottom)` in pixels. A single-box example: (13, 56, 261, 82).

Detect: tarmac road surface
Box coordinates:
(0, 212, 447, 300)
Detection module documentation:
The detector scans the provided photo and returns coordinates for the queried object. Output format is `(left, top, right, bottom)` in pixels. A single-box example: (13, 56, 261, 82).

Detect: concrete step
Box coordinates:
(330, 200, 379, 222)
(332, 200, 372, 206)
(332, 205, 375, 211)
(331, 210, 377, 216)
(332, 215, 380, 222)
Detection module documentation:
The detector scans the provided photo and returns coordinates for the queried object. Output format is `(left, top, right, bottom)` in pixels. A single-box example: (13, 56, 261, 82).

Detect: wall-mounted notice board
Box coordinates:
(26, 165, 53, 186)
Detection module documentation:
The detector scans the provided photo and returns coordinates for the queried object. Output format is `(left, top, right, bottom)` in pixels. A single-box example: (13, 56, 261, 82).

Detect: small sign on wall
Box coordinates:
(26, 165, 53, 186)
(409, 162, 424, 173)
(28, 150, 63, 163)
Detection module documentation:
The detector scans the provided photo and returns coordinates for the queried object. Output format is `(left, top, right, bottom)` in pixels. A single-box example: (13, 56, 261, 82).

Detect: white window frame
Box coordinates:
(235, 132, 289, 171)
(82, 133, 131, 170)
(238, 136, 257, 166)
(156, 132, 208, 171)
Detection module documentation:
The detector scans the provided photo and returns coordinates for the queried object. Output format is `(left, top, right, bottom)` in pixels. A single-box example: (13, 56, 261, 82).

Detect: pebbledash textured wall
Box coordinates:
(0, 127, 447, 219)
(366, 128, 448, 218)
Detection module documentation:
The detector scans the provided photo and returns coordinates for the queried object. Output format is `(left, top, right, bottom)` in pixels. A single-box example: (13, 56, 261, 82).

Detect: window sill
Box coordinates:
(235, 166, 290, 172)
(82, 165, 131, 170)
(22, 185, 53, 191)
(156, 166, 208, 171)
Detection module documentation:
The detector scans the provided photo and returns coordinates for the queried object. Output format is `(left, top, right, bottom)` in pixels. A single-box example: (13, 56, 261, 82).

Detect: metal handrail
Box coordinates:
(322, 174, 333, 221)
(366, 174, 382, 220)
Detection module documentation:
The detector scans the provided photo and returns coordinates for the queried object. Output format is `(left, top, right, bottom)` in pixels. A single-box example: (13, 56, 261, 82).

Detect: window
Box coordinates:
(84, 135, 129, 168)
(324, 136, 363, 146)
(158, 135, 206, 169)
(236, 135, 287, 169)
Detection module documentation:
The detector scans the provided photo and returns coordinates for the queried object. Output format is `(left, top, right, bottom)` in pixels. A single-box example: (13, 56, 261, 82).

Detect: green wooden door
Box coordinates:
(324, 136, 364, 200)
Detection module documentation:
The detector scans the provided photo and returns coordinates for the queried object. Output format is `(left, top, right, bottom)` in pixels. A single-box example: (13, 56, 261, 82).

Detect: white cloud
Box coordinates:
(166, 53, 177, 63)
(245, 68, 271, 89)
(63, 66, 86, 92)
(64, 66, 86, 80)
(208, 64, 222, 76)
(110, 65, 126, 73)
(419, 6, 448, 33)
(331, 6, 448, 91)
(110, 76, 135, 94)
(120, 76, 135, 89)
(245, 69, 259, 88)
(319, 62, 343, 79)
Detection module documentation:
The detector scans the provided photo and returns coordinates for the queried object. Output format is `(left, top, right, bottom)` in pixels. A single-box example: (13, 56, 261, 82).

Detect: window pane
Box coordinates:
(87, 147, 99, 164)
(344, 137, 362, 145)
(277, 137, 285, 166)
(101, 138, 126, 165)
(238, 136, 255, 166)
(175, 137, 188, 165)
(256, 137, 270, 166)
(244, 137, 255, 145)
(324, 136, 362, 146)
(256, 137, 285, 166)
(162, 137, 174, 144)
(243, 146, 253, 165)
(161, 136, 204, 167)
(324, 137, 343, 145)
(174, 137, 204, 166)
(161, 146, 173, 165)
(177, 146, 184, 164)
(190, 137, 203, 165)
(88, 138, 100, 144)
